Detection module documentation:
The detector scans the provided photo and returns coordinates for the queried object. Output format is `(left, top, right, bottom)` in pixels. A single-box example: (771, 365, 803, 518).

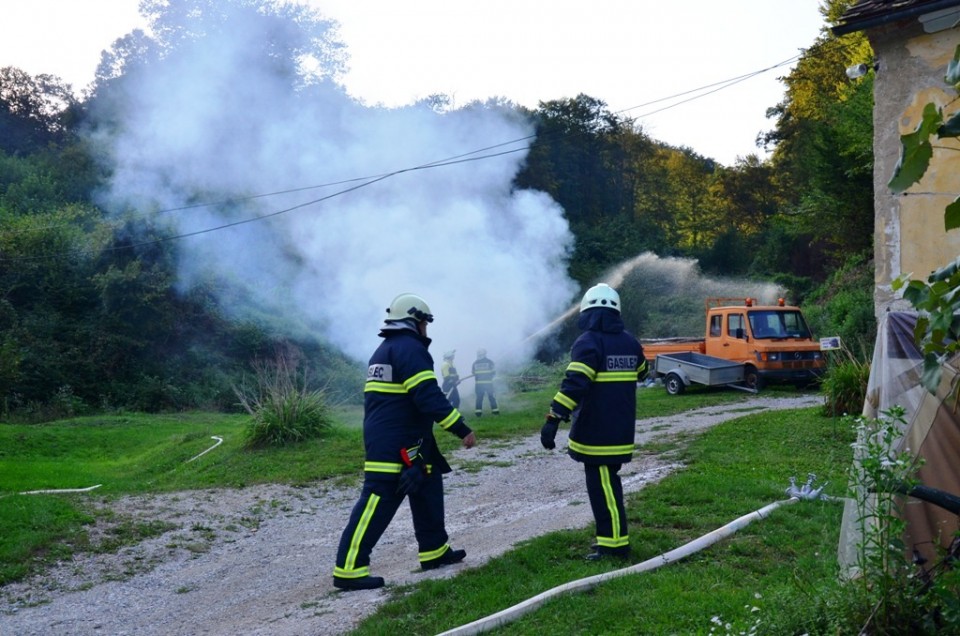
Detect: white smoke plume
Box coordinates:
(94, 3, 578, 366)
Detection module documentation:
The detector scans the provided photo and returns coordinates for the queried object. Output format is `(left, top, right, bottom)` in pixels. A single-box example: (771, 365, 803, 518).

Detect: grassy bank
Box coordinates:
(353, 404, 852, 635)
(0, 380, 832, 633)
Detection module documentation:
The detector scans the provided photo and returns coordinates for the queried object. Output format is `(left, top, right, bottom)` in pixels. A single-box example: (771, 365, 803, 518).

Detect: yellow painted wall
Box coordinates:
(871, 24, 960, 314)
(897, 85, 960, 280)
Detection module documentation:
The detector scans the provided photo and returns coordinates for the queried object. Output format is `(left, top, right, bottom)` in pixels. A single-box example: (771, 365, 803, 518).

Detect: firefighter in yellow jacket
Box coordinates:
(441, 350, 461, 408)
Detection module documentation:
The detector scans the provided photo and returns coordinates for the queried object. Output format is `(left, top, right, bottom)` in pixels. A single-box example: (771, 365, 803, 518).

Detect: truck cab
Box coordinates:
(703, 297, 825, 389)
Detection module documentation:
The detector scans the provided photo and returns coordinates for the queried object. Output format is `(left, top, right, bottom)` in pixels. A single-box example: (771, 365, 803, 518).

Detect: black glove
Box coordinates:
(398, 464, 426, 495)
(540, 414, 561, 450)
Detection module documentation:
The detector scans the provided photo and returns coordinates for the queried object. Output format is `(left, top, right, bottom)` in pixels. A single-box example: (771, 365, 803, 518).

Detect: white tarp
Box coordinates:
(839, 311, 960, 574)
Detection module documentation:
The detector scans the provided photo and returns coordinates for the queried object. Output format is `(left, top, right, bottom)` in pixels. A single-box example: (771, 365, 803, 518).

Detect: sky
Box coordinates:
(0, 0, 828, 166)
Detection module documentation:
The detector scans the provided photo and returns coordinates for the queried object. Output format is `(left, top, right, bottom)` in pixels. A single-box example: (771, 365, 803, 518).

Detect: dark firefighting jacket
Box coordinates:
(550, 308, 647, 465)
(472, 357, 496, 385)
(363, 322, 471, 481)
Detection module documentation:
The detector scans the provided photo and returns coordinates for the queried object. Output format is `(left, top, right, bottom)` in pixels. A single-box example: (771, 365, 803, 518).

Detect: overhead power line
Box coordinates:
(0, 55, 802, 262)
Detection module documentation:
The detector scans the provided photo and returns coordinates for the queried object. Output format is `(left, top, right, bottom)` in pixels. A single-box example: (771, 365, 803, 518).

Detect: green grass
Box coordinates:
(0, 380, 840, 634)
(0, 408, 364, 584)
(0, 411, 365, 495)
(350, 406, 853, 636)
(635, 381, 808, 419)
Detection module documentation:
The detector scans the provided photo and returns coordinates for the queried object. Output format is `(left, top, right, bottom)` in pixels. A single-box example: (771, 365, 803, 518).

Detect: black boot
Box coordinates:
(333, 575, 385, 591)
(422, 548, 466, 570)
(585, 546, 630, 561)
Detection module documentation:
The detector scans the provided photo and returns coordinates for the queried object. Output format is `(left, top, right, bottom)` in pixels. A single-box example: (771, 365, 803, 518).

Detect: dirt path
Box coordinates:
(0, 394, 822, 636)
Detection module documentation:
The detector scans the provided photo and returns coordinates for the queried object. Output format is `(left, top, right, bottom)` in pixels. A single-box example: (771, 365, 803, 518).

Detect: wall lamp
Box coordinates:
(845, 61, 880, 79)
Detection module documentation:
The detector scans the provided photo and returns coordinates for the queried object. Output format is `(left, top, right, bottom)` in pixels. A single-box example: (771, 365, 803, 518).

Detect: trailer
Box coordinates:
(641, 297, 828, 390)
(653, 351, 757, 395)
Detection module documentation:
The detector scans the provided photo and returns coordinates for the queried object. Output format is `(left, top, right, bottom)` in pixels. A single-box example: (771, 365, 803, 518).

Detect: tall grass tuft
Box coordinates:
(234, 355, 333, 448)
(820, 345, 871, 416)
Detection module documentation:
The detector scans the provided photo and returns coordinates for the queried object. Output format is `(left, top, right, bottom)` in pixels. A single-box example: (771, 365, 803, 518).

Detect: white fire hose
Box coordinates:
(11, 436, 224, 497)
(437, 475, 833, 636)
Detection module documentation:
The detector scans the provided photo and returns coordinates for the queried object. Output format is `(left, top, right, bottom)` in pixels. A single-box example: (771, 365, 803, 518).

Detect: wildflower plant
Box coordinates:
(707, 593, 763, 636)
(848, 406, 927, 632)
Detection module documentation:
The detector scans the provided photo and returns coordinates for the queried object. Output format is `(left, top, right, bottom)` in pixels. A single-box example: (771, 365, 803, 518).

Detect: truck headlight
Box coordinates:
(768, 352, 779, 361)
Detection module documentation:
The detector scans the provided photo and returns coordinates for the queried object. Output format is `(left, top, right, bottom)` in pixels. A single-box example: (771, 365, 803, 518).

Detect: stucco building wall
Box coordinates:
(869, 21, 960, 316)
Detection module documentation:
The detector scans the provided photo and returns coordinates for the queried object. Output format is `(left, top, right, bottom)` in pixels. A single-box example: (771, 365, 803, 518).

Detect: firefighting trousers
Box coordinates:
(584, 463, 629, 551)
(333, 472, 450, 579)
(474, 385, 499, 415)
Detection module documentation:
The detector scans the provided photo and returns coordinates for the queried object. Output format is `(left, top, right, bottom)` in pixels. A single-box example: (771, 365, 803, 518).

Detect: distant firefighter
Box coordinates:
(472, 348, 499, 416)
(441, 350, 460, 408)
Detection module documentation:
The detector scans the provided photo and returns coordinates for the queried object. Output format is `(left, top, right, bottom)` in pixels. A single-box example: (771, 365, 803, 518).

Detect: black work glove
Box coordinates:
(398, 464, 426, 495)
(540, 414, 561, 450)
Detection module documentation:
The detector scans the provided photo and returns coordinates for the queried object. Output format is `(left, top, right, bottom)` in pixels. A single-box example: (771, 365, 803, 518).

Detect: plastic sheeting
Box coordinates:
(862, 311, 925, 422)
(838, 310, 960, 575)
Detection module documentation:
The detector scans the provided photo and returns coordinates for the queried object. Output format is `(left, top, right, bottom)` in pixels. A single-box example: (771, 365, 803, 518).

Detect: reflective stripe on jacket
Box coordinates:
(472, 357, 496, 384)
(550, 308, 646, 465)
(363, 325, 470, 480)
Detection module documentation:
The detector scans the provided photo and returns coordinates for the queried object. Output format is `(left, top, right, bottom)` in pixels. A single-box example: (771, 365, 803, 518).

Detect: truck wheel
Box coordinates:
(743, 366, 762, 391)
(665, 373, 685, 395)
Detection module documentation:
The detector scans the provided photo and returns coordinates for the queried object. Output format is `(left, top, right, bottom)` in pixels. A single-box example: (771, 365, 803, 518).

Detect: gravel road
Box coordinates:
(0, 394, 822, 636)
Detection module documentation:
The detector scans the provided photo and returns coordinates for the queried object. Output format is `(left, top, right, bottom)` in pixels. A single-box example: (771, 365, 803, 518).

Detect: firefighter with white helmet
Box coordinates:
(332, 293, 477, 590)
(541, 283, 647, 560)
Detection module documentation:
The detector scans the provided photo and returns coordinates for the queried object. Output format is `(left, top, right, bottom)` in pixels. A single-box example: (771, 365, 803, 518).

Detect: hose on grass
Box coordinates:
(437, 475, 834, 636)
(12, 435, 225, 497)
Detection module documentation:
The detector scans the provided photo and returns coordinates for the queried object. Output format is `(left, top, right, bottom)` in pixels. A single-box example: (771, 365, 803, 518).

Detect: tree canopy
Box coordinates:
(0, 0, 878, 418)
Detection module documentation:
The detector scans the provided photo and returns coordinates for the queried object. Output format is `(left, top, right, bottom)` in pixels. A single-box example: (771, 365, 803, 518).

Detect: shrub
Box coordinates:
(234, 355, 333, 448)
(508, 360, 565, 392)
(820, 346, 871, 416)
(802, 252, 876, 358)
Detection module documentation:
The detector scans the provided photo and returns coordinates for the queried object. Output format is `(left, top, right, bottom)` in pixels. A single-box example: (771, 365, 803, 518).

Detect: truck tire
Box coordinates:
(665, 373, 685, 395)
(743, 366, 762, 391)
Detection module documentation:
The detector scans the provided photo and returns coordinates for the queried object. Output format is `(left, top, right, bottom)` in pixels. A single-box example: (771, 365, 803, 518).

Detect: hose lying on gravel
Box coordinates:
(437, 475, 834, 636)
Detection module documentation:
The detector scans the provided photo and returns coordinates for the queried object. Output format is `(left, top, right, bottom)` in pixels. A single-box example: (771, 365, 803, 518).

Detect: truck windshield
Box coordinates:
(747, 310, 811, 339)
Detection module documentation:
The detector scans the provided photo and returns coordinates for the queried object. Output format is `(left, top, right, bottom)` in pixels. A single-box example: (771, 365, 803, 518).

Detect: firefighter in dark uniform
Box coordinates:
(332, 293, 477, 591)
(540, 283, 647, 560)
(472, 348, 499, 416)
(441, 350, 460, 408)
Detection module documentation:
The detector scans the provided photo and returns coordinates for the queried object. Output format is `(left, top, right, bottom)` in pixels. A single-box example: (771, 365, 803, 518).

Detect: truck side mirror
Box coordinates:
(735, 327, 744, 339)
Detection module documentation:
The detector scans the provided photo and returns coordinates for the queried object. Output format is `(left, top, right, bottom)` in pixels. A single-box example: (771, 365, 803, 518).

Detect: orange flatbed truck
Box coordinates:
(641, 297, 827, 391)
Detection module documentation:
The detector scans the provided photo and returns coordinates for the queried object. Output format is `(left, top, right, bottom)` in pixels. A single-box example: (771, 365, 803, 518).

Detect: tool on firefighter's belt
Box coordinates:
(397, 440, 426, 495)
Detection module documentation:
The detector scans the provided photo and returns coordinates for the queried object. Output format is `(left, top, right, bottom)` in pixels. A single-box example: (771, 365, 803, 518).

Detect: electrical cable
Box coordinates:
(0, 54, 802, 261)
(0, 145, 530, 262)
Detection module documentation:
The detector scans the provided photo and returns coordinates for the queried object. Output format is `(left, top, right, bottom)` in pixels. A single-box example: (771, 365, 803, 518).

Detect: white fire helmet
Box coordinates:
(443, 350, 455, 359)
(580, 283, 620, 313)
(385, 293, 433, 323)
(477, 348, 486, 358)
